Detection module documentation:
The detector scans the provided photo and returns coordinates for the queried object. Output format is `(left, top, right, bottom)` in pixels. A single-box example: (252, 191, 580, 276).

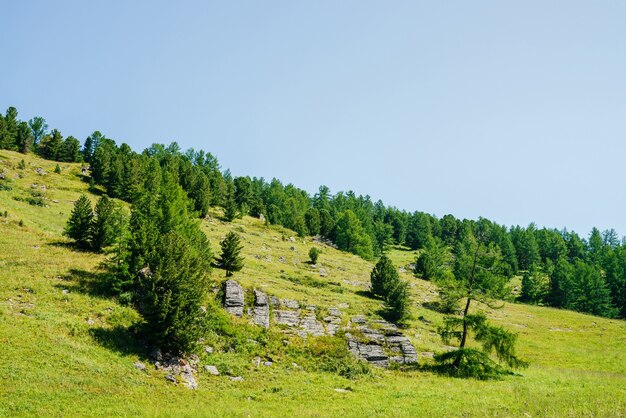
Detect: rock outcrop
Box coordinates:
(252, 289, 270, 328)
(223, 280, 244, 317)
(219, 279, 418, 369)
(347, 319, 418, 367)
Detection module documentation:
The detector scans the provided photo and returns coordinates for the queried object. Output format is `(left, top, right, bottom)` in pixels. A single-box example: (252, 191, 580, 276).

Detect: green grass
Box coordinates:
(1, 149, 625, 417)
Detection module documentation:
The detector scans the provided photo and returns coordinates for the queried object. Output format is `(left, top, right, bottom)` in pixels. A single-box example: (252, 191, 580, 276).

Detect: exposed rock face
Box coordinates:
(328, 307, 342, 317)
(346, 319, 418, 367)
(223, 280, 244, 317)
(347, 336, 389, 368)
(218, 281, 417, 368)
(252, 289, 270, 328)
(274, 310, 300, 327)
(386, 333, 418, 364)
(281, 299, 300, 309)
(300, 314, 326, 336)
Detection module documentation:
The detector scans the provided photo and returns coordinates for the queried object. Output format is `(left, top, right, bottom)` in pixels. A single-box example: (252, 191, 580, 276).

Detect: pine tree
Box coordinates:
(64, 195, 93, 249)
(385, 279, 411, 323)
(414, 237, 453, 281)
(217, 232, 244, 277)
(370, 255, 399, 298)
(223, 194, 239, 222)
(335, 210, 374, 260)
(38, 129, 63, 160)
(91, 195, 122, 251)
(125, 172, 213, 353)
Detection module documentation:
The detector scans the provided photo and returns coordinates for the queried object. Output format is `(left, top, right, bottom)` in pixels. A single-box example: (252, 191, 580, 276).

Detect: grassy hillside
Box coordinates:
(0, 150, 625, 417)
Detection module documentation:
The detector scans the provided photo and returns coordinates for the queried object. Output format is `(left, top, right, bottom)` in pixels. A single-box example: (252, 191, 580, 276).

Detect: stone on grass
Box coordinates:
(204, 365, 219, 376)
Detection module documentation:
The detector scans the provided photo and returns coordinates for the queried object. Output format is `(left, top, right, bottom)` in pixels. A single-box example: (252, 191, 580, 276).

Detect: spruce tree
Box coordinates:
(386, 279, 411, 323)
(91, 195, 122, 251)
(370, 254, 399, 298)
(64, 195, 93, 249)
(217, 231, 244, 277)
(223, 195, 239, 222)
(125, 172, 213, 353)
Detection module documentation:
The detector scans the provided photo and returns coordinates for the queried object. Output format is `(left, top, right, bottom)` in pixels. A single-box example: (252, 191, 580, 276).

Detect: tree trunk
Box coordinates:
(453, 241, 481, 368)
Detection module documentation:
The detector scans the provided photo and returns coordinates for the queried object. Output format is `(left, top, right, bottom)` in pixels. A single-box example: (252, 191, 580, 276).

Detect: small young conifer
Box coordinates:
(217, 231, 244, 277)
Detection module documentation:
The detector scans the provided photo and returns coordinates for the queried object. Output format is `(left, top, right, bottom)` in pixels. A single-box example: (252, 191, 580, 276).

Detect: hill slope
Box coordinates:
(0, 150, 625, 417)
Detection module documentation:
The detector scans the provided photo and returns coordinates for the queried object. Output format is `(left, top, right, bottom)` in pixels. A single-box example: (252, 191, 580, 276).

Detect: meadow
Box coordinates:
(0, 150, 624, 417)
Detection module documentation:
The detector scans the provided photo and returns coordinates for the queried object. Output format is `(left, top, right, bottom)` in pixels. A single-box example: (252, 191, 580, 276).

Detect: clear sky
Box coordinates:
(2, 1, 625, 237)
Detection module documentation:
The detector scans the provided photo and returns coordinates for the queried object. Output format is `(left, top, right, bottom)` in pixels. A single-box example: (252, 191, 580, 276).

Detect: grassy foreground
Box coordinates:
(0, 150, 625, 417)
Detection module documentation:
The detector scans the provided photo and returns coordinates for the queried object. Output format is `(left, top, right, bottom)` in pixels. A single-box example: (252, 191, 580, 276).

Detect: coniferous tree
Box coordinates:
(436, 229, 528, 379)
(223, 195, 239, 222)
(91, 195, 123, 251)
(125, 173, 213, 353)
(370, 254, 399, 298)
(414, 237, 454, 281)
(569, 260, 617, 317)
(520, 263, 548, 304)
(309, 247, 320, 264)
(16, 121, 33, 154)
(58, 136, 81, 162)
(217, 231, 244, 277)
(547, 257, 574, 308)
(305, 207, 321, 236)
(385, 279, 411, 323)
(64, 195, 93, 249)
(38, 129, 63, 160)
(335, 210, 374, 260)
(28, 116, 48, 147)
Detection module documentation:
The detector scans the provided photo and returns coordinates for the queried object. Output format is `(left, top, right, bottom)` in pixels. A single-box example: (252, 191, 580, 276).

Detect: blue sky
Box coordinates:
(2, 1, 625, 237)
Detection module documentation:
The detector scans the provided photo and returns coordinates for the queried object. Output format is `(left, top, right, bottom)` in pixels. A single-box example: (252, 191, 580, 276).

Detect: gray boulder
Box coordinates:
(252, 289, 270, 328)
(223, 280, 244, 317)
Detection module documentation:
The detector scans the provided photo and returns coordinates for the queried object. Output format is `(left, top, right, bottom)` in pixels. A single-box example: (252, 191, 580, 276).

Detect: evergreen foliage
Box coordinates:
(3, 104, 626, 319)
(64, 195, 93, 249)
(370, 255, 399, 298)
(436, 229, 528, 379)
(217, 232, 244, 277)
(385, 279, 411, 323)
(123, 173, 214, 353)
(414, 237, 454, 281)
(309, 247, 320, 264)
(334, 210, 374, 260)
(91, 196, 123, 252)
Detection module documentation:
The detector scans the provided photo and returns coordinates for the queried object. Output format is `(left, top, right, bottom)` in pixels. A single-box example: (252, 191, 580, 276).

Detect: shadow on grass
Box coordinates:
(422, 301, 459, 315)
(47, 240, 98, 253)
(355, 290, 381, 300)
(89, 326, 148, 358)
(54, 268, 115, 300)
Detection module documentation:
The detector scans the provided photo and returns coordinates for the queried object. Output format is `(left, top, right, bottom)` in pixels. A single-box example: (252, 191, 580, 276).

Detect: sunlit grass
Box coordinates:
(1, 149, 625, 417)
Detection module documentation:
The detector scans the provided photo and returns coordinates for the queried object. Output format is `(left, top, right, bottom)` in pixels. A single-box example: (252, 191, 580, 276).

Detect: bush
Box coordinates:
(301, 336, 370, 379)
(308, 247, 320, 264)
